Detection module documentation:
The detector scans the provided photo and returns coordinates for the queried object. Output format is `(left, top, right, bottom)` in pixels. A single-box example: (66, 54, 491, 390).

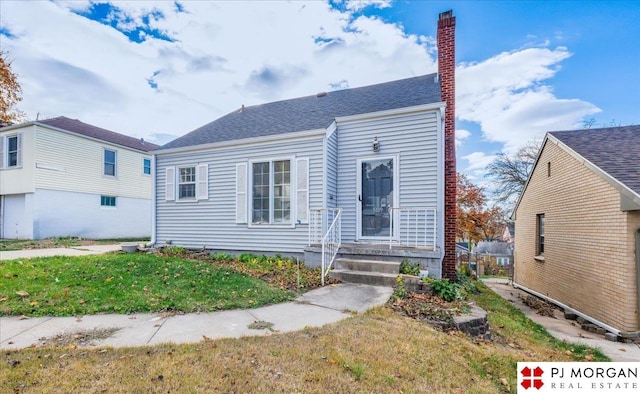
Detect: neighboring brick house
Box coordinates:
(513, 125, 640, 336)
(0, 117, 158, 239)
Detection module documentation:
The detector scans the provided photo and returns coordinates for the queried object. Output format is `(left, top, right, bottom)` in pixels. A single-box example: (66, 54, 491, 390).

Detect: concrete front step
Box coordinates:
(328, 269, 399, 287)
(335, 258, 400, 274)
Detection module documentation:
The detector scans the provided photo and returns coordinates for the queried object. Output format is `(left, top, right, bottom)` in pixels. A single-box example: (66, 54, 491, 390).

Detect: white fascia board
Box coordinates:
(33, 123, 150, 154)
(335, 102, 446, 124)
(153, 128, 327, 156)
(0, 122, 38, 133)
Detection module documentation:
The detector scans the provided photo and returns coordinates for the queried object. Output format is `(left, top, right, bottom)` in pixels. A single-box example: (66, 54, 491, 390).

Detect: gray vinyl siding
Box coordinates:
(336, 110, 440, 243)
(326, 130, 338, 208)
(155, 134, 324, 253)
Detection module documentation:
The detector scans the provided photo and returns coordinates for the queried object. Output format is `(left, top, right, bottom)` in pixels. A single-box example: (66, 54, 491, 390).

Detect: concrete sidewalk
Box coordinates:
(483, 278, 640, 362)
(0, 283, 393, 349)
(0, 244, 123, 260)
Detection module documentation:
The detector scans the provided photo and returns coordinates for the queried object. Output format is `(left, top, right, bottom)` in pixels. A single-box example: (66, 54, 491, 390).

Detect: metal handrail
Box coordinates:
(388, 207, 436, 251)
(309, 208, 342, 286)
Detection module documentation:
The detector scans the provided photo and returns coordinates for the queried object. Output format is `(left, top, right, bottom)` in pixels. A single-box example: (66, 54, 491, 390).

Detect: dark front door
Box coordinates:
(359, 157, 394, 239)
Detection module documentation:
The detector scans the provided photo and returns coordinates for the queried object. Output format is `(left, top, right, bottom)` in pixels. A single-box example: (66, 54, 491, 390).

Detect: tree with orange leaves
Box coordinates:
(0, 50, 27, 125)
(456, 173, 505, 251)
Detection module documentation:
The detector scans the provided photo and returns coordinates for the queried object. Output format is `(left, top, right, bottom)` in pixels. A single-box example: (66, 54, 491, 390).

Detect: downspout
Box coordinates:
(147, 154, 157, 247)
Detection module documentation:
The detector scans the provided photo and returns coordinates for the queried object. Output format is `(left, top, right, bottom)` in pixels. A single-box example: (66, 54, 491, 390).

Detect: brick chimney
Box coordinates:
(437, 10, 456, 281)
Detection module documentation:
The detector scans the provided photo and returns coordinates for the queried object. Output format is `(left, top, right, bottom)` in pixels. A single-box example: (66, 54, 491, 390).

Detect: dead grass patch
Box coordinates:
(38, 327, 121, 347)
(2, 307, 601, 393)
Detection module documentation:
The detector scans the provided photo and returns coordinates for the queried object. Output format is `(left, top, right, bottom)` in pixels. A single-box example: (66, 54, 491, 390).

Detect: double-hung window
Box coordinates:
(143, 158, 151, 175)
(104, 149, 116, 176)
(1, 133, 22, 168)
(7, 135, 19, 167)
(251, 159, 291, 224)
(178, 166, 196, 200)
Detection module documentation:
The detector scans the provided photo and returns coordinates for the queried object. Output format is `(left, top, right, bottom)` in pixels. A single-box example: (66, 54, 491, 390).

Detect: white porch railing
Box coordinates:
(389, 207, 437, 251)
(309, 208, 342, 286)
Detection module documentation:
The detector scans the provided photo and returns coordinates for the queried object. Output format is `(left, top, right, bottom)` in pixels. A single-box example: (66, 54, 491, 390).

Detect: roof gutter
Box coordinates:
(512, 280, 640, 338)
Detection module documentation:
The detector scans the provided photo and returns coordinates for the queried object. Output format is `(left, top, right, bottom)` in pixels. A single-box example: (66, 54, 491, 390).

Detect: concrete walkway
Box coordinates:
(483, 278, 640, 362)
(0, 283, 393, 349)
(0, 244, 123, 260)
(2, 246, 639, 361)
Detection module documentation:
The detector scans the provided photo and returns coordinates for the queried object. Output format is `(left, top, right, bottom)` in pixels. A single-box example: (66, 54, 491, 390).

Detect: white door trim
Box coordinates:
(356, 154, 399, 242)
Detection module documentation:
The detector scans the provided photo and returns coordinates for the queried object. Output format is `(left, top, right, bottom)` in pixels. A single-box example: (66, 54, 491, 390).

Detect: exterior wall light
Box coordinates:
(373, 136, 380, 152)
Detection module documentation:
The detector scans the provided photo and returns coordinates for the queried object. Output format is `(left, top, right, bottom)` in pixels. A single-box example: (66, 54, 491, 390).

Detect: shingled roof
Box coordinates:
(158, 73, 442, 151)
(550, 125, 640, 196)
(38, 116, 158, 152)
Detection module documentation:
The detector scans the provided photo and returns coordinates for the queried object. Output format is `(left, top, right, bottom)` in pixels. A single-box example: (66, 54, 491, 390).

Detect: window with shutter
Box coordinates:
(296, 157, 309, 224)
(236, 163, 247, 224)
(197, 164, 208, 200)
(165, 167, 175, 201)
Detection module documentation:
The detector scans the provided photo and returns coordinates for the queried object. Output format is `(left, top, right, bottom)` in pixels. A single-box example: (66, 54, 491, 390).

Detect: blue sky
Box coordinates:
(1, 0, 638, 185)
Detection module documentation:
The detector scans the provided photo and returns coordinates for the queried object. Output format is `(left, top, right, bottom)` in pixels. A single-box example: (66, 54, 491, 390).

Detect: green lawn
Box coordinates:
(0, 254, 292, 316)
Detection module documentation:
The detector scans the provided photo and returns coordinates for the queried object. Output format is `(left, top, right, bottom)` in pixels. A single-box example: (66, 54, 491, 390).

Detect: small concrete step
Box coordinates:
(328, 269, 398, 287)
(335, 258, 400, 274)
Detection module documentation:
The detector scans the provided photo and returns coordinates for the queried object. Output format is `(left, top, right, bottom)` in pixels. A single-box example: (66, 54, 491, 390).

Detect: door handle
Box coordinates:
(358, 194, 362, 202)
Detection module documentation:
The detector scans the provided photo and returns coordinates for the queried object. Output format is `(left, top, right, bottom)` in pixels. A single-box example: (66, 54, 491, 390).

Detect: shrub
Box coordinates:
(211, 252, 232, 261)
(430, 278, 464, 302)
(399, 259, 420, 276)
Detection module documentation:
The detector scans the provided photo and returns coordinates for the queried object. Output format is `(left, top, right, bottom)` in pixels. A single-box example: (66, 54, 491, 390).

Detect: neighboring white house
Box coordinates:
(0, 116, 158, 239)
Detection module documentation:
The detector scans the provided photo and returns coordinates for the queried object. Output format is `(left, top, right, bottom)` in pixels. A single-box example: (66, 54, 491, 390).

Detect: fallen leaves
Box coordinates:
(16, 290, 29, 297)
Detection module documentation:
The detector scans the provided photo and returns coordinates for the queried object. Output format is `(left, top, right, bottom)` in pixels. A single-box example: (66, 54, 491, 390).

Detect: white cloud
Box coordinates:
(456, 47, 601, 154)
(455, 129, 471, 147)
(345, 0, 392, 12)
(462, 151, 497, 172)
(1, 1, 601, 157)
(1, 1, 435, 143)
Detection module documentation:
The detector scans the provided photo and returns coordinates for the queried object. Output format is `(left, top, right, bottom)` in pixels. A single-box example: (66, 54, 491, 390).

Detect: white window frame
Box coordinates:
(2, 133, 22, 169)
(143, 158, 151, 175)
(177, 165, 197, 201)
(103, 148, 117, 177)
(100, 195, 117, 207)
(248, 156, 294, 227)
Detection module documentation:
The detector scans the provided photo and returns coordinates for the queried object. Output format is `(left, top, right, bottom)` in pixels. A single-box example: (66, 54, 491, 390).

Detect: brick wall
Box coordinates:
(438, 10, 457, 281)
(514, 140, 640, 333)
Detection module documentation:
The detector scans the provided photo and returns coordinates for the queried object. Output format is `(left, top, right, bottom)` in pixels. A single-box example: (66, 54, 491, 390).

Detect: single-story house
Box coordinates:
(150, 11, 458, 280)
(513, 125, 640, 336)
(0, 116, 158, 239)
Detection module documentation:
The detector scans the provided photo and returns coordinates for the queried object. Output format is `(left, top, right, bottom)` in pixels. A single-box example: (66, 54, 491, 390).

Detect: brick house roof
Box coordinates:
(550, 125, 640, 196)
(158, 73, 442, 151)
(38, 116, 158, 152)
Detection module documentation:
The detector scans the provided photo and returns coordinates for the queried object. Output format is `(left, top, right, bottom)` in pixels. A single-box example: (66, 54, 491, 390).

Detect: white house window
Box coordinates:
(143, 158, 151, 175)
(7, 135, 19, 167)
(251, 159, 291, 224)
(104, 149, 116, 176)
(101, 195, 117, 207)
(178, 166, 196, 199)
(496, 257, 510, 266)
